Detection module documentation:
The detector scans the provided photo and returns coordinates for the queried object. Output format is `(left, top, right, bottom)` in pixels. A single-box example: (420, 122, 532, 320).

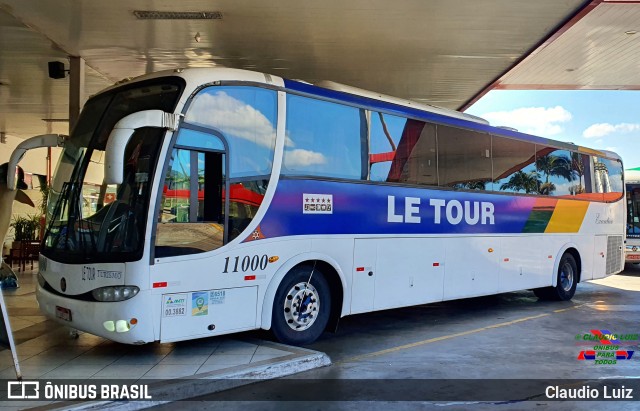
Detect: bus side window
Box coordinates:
(438, 125, 490, 190)
(535, 147, 576, 196)
(593, 156, 624, 201)
(381, 119, 437, 186)
(369, 113, 405, 182)
(227, 179, 268, 242)
(185, 86, 277, 179)
(283, 94, 365, 180)
(491, 136, 537, 194)
(570, 152, 593, 196)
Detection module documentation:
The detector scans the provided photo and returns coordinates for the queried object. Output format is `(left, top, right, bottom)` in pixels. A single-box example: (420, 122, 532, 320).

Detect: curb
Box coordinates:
(27, 341, 331, 411)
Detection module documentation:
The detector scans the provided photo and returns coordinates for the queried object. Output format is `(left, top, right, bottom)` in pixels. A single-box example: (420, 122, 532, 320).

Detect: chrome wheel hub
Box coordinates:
(283, 282, 319, 331)
(560, 262, 574, 292)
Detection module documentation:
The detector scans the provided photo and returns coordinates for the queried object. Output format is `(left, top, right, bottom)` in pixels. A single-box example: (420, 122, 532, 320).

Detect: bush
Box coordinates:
(10, 214, 40, 241)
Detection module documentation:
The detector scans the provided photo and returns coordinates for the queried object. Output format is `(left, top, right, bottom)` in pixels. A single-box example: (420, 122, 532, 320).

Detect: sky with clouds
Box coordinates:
(465, 90, 640, 169)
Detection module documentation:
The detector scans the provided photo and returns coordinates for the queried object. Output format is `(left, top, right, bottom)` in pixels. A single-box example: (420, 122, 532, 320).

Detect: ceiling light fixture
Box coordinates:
(133, 10, 222, 20)
(625, 30, 637, 35)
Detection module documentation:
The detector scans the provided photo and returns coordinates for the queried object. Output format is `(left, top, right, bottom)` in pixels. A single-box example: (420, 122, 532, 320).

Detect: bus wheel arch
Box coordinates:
(535, 247, 581, 301)
(551, 245, 582, 287)
(260, 254, 346, 341)
(312, 260, 343, 334)
(563, 247, 582, 284)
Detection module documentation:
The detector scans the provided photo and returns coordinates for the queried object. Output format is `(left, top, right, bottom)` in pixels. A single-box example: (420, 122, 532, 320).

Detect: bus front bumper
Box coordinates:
(36, 284, 156, 344)
(625, 246, 640, 264)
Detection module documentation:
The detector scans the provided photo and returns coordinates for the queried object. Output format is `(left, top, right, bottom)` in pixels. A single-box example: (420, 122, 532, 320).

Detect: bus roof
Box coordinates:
(109, 67, 617, 160)
(282, 77, 606, 156)
(626, 169, 640, 184)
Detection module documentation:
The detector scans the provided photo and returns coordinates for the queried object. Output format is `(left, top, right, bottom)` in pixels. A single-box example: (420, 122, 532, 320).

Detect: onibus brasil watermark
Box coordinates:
(576, 330, 637, 365)
(7, 381, 151, 400)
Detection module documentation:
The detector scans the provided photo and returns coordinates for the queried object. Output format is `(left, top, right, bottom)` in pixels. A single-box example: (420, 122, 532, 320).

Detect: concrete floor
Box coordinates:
(152, 265, 640, 410)
(0, 266, 329, 411)
(3, 263, 640, 410)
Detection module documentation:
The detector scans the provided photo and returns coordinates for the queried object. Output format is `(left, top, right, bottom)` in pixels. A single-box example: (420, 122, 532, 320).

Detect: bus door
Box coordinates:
(152, 129, 257, 341)
(154, 132, 226, 258)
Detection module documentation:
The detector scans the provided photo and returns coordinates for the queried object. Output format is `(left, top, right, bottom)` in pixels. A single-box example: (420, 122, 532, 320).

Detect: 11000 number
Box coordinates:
(223, 255, 268, 273)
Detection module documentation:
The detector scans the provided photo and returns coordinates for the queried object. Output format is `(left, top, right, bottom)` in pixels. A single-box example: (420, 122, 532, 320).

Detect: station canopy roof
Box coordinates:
(0, 0, 638, 146)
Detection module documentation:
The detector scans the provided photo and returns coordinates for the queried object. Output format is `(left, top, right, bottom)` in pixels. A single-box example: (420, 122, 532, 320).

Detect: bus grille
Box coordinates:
(606, 235, 623, 275)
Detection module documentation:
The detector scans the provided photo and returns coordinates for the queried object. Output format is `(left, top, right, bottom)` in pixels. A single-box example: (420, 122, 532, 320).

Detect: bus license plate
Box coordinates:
(55, 306, 72, 322)
(628, 255, 640, 260)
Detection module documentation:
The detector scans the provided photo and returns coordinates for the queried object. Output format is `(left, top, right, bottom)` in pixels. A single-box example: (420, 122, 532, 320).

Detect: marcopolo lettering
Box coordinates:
(387, 195, 495, 225)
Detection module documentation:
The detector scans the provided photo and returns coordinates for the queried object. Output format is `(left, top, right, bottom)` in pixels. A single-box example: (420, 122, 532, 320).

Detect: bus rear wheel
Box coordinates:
(534, 253, 578, 301)
(271, 265, 331, 346)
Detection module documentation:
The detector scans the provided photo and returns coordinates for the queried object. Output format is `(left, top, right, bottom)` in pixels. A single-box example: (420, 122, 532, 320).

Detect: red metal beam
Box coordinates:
(459, 0, 604, 112)
(493, 84, 640, 90)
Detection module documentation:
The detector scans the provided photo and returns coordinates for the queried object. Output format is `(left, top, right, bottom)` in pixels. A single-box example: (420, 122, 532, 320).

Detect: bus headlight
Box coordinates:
(92, 286, 140, 302)
(103, 318, 137, 333)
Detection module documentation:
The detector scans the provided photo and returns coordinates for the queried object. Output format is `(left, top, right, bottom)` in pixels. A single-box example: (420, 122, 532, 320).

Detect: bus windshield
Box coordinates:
(42, 79, 184, 263)
(627, 184, 640, 237)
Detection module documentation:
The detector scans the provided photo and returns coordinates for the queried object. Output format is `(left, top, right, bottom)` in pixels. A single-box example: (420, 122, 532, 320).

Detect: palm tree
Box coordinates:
(538, 182, 557, 196)
(499, 170, 541, 194)
(570, 152, 585, 193)
(536, 154, 576, 184)
(453, 181, 488, 190)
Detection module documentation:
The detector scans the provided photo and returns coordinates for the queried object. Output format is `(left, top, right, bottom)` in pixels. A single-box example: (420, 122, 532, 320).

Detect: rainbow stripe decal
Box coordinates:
(250, 179, 592, 241)
(522, 197, 590, 233)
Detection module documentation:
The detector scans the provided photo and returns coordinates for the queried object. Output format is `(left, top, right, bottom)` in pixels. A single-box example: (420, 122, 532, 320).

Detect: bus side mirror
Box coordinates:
(104, 110, 180, 185)
(7, 134, 66, 190)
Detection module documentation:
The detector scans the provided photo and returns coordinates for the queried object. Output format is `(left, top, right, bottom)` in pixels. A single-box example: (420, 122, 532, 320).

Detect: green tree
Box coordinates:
(453, 181, 488, 190)
(538, 182, 557, 196)
(570, 152, 586, 194)
(536, 154, 575, 184)
(499, 170, 540, 194)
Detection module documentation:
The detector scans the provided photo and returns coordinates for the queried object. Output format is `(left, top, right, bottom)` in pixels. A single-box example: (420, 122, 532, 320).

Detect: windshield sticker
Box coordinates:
(163, 294, 187, 317)
(210, 290, 226, 305)
(191, 292, 209, 316)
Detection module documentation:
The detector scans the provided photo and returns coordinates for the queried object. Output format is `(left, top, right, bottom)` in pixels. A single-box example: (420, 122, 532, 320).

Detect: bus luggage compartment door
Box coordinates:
(353, 238, 445, 313)
(443, 237, 500, 300)
(160, 286, 257, 342)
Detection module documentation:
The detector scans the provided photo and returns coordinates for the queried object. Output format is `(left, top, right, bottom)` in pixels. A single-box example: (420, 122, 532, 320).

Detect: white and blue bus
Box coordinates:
(9, 68, 624, 345)
(625, 168, 640, 263)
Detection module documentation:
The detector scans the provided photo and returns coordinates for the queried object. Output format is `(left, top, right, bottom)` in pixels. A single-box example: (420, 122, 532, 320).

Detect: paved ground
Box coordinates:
(0, 266, 329, 410)
(149, 265, 640, 410)
(3, 263, 640, 410)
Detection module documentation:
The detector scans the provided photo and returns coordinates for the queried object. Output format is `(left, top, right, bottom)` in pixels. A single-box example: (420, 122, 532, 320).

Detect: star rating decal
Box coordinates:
(303, 194, 334, 214)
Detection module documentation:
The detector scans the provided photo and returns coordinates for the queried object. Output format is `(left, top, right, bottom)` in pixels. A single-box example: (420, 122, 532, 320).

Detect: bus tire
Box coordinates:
(271, 265, 331, 346)
(534, 253, 578, 301)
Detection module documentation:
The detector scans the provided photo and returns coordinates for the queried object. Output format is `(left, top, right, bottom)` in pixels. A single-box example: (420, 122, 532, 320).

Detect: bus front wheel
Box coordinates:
(271, 265, 331, 346)
(534, 253, 578, 301)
